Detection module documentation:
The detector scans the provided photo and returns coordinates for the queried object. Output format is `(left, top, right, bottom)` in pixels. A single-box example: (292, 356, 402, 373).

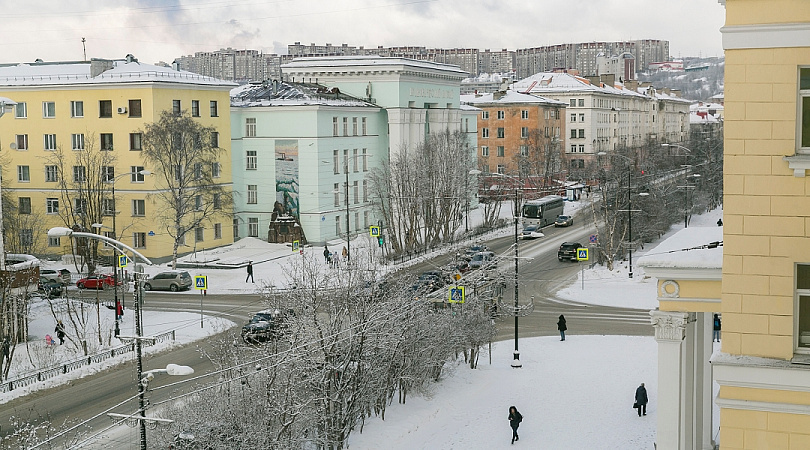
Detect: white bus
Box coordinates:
(522, 195, 565, 227)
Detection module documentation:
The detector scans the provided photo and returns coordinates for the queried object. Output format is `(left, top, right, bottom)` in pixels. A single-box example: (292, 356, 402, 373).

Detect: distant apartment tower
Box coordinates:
(596, 52, 636, 81)
(177, 48, 282, 82)
(515, 40, 668, 79)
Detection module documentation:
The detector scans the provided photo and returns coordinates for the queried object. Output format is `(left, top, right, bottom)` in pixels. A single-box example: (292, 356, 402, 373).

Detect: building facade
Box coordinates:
(0, 57, 235, 260)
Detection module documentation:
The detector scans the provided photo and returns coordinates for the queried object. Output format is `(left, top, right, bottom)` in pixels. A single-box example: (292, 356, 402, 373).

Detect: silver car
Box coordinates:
(143, 271, 193, 292)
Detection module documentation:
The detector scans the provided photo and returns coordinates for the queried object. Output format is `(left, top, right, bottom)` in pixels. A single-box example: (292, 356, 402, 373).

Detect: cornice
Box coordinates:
(721, 22, 810, 50)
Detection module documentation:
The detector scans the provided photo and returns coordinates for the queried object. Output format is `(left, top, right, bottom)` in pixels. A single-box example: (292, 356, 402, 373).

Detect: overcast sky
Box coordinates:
(0, 0, 725, 65)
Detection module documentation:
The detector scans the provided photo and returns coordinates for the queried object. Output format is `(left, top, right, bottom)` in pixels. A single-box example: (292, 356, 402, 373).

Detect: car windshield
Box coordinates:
(250, 313, 274, 323)
(523, 226, 537, 232)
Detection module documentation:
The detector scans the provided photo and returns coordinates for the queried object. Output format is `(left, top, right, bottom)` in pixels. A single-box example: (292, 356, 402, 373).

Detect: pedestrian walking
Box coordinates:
(557, 314, 567, 341)
(508, 406, 523, 444)
(717, 218, 723, 226)
(55, 320, 66, 345)
(323, 246, 331, 264)
(634, 383, 648, 416)
(1, 338, 10, 365)
(713, 314, 721, 342)
(342, 246, 348, 262)
(115, 299, 123, 321)
(245, 261, 254, 283)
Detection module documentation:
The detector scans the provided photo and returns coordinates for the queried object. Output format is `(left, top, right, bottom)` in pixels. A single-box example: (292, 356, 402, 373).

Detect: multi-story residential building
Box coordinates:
(515, 40, 668, 79)
(460, 89, 566, 185)
(478, 49, 516, 75)
(596, 52, 636, 82)
(0, 57, 235, 260)
(177, 48, 283, 82)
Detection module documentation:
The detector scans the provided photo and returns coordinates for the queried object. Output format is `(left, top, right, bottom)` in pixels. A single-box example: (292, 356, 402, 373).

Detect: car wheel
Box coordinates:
(143, 283, 152, 291)
(558, 257, 563, 261)
(77, 282, 85, 289)
(169, 284, 178, 292)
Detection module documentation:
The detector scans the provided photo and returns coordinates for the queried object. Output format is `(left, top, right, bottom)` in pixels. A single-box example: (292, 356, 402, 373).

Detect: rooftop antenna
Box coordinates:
(82, 37, 87, 61)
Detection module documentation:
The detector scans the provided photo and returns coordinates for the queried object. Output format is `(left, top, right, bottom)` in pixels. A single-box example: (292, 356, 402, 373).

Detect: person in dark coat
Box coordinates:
(55, 320, 66, 345)
(713, 314, 721, 342)
(557, 314, 567, 341)
(508, 405, 523, 444)
(635, 383, 648, 416)
(245, 261, 254, 283)
(323, 246, 330, 264)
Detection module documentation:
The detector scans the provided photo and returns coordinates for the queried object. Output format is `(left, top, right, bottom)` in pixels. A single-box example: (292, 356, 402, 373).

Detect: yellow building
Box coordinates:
(0, 56, 235, 260)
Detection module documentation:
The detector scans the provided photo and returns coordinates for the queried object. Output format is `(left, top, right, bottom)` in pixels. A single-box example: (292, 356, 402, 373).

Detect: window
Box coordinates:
(497, 128, 505, 138)
(352, 117, 358, 136)
(521, 127, 529, 138)
(18, 165, 30, 182)
(42, 101, 55, 118)
(72, 133, 85, 150)
(46, 198, 59, 214)
(343, 117, 348, 136)
(172, 100, 181, 115)
(497, 146, 505, 157)
(570, 99, 576, 107)
(353, 181, 359, 204)
(191, 100, 200, 117)
(482, 164, 490, 174)
(578, 129, 585, 139)
(132, 199, 146, 216)
(71, 101, 84, 118)
(102, 231, 115, 247)
(15, 134, 28, 150)
(48, 237, 61, 247)
(210, 101, 218, 117)
(134, 232, 146, 248)
(571, 114, 576, 122)
(73, 165, 86, 182)
(18, 197, 31, 214)
(99, 100, 112, 118)
(361, 117, 367, 135)
(570, 129, 577, 139)
(195, 227, 204, 242)
(15, 102, 27, 118)
(352, 149, 358, 172)
(335, 216, 341, 235)
(214, 223, 222, 239)
(102, 166, 115, 182)
(45, 165, 58, 182)
(497, 164, 505, 174)
(578, 99, 585, 107)
(333, 150, 340, 174)
(521, 110, 529, 119)
(245, 118, 256, 137)
(212, 162, 221, 178)
(362, 148, 368, 171)
(173, 165, 183, 182)
(247, 185, 257, 204)
(248, 218, 259, 237)
(481, 146, 489, 157)
(20, 230, 33, 249)
(801, 68, 810, 151)
(497, 110, 505, 120)
(130, 166, 145, 182)
(194, 195, 202, 211)
(211, 131, 219, 148)
(233, 219, 239, 240)
(194, 163, 203, 180)
(343, 149, 349, 174)
(41, 134, 56, 151)
(127, 99, 142, 118)
(130, 132, 142, 151)
(363, 180, 368, 202)
(74, 198, 87, 215)
(333, 117, 339, 136)
(102, 198, 115, 216)
(579, 145, 585, 152)
(364, 210, 369, 229)
(482, 128, 489, 138)
(246, 150, 257, 170)
(579, 113, 585, 122)
(797, 264, 810, 349)
(545, 109, 551, 120)
(570, 145, 577, 153)
(100, 133, 114, 151)
(213, 193, 222, 210)
(354, 212, 359, 231)
(482, 111, 490, 119)
(520, 145, 529, 157)
(334, 183, 340, 207)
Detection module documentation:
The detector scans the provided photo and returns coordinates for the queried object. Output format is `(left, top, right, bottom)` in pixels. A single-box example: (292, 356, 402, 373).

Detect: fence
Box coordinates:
(0, 329, 175, 393)
(385, 220, 509, 266)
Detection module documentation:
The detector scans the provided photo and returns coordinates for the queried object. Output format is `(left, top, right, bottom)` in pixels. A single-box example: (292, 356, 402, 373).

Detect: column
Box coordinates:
(651, 310, 689, 450)
(695, 312, 715, 450)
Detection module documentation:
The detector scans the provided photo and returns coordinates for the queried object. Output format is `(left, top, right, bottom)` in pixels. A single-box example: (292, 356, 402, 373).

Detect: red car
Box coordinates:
(76, 274, 120, 290)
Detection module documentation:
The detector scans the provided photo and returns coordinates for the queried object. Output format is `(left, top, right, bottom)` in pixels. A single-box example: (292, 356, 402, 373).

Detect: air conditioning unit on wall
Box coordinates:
(117, 107, 127, 114)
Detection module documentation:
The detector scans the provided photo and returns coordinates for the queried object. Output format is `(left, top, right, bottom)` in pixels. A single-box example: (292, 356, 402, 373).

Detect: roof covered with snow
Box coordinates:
(637, 226, 723, 271)
(230, 81, 377, 108)
(460, 89, 566, 106)
(282, 55, 468, 77)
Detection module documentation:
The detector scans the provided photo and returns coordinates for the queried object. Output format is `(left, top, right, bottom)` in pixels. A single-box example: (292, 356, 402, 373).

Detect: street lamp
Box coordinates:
(47, 227, 154, 450)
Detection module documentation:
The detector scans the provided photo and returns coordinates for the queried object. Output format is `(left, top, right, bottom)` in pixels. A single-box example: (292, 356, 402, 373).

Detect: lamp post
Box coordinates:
(47, 227, 154, 450)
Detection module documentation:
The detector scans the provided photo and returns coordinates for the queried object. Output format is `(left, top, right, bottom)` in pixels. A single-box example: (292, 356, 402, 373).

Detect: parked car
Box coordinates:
(40, 268, 71, 285)
(464, 244, 489, 260)
(557, 242, 583, 262)
(554, 215, 574, 227)
(38, 279, 64, 298)
(241, 309, 293, 343)
(143, 271, 193, 292)
(469, 251, 496, 269)
(76, 274, 121, 290)
(521, 225, 545, 240)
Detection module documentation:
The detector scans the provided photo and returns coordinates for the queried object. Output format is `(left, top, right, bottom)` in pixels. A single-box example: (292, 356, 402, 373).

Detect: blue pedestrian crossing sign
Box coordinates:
(577, 248, 589, 261)
(448, 286, 465, 304)
(369, 226, 381, 237)
(292, 240, 300, 252)
(194, 275, 208, 290)
(118, 255, 129, 268)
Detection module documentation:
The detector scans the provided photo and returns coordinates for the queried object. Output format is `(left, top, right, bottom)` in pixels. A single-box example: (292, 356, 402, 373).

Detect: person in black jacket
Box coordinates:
(508, 405, 523, 444)
(245, 261, 254, 283)
(713, 314, 721, 342)
(635, 383, 648, 416)
(557, 314, 567, 341)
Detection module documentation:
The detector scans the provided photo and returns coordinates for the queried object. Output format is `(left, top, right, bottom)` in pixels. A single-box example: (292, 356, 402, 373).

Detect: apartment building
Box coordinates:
(0, 57, 235, 260)
(177, 48, 283, 82)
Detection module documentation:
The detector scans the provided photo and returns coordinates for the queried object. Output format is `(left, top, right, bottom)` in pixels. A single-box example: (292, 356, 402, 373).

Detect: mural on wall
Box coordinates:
(275, 139, 299, 218)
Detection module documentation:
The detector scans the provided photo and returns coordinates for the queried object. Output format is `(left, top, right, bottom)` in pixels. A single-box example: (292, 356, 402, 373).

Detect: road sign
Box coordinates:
(148, 231, 155, 236)
(292, 240, 300, 252)
(448, 286, 465, 304)
(194, 275, 208, 290)
(577, 248, 589, 261)
(453, 272, 462, 281)
(589, 234, 597, 243)
(118, 255, 129, 268)
(369, 226, 381, 237)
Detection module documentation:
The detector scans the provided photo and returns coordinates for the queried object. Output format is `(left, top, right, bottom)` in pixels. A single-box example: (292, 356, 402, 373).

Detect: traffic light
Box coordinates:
(378, 235, 384, 247)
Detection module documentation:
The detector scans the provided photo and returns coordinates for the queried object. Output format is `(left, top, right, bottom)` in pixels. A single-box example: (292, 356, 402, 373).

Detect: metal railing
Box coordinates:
(0, 329, 175, 393)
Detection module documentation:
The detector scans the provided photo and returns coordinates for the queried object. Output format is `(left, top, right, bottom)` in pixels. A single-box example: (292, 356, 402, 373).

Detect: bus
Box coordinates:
(522, 195, 565, 227)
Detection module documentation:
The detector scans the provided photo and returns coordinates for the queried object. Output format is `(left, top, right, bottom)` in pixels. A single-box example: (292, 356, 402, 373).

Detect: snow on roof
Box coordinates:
(230, 81, 376, 108)
(690, 111, 720, 124)
(637, 226, 723, 270)
(460, 89, 567, 106)
(282, 55, 468, 77)
(0, 59, 235, 88)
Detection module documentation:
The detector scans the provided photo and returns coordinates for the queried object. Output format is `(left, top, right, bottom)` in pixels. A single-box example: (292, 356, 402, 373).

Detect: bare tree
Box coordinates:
(140, 111, 233, 269)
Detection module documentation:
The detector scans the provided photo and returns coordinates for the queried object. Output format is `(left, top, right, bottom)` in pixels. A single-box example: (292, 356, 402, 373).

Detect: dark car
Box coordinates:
(558, 242, 583, 262)
(143, 271, 193, 292)
(241, 309, 292, 343)
(41, 268, 71, 285)
(469, 251, 496, 269)
(76, 274, 121, 290)
(554, 215, 574, 227)
(38, 279, 64, 298)
(464, 244, 489, 260)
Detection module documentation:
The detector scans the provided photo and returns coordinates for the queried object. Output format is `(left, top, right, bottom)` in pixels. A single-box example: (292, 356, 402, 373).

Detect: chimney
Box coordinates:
(172, 59, 181, 71)
(90, 58, 114, 77)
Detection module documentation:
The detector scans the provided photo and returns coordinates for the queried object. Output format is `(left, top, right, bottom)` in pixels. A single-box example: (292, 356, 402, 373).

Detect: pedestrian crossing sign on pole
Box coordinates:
(118, 255, 129, 268)
(369, 226, 381, 237)
(194, 275, 208, 290)
(448, 286, 465, 304)
(577, 248, 589, 261)
(292, 240, 300, 252)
